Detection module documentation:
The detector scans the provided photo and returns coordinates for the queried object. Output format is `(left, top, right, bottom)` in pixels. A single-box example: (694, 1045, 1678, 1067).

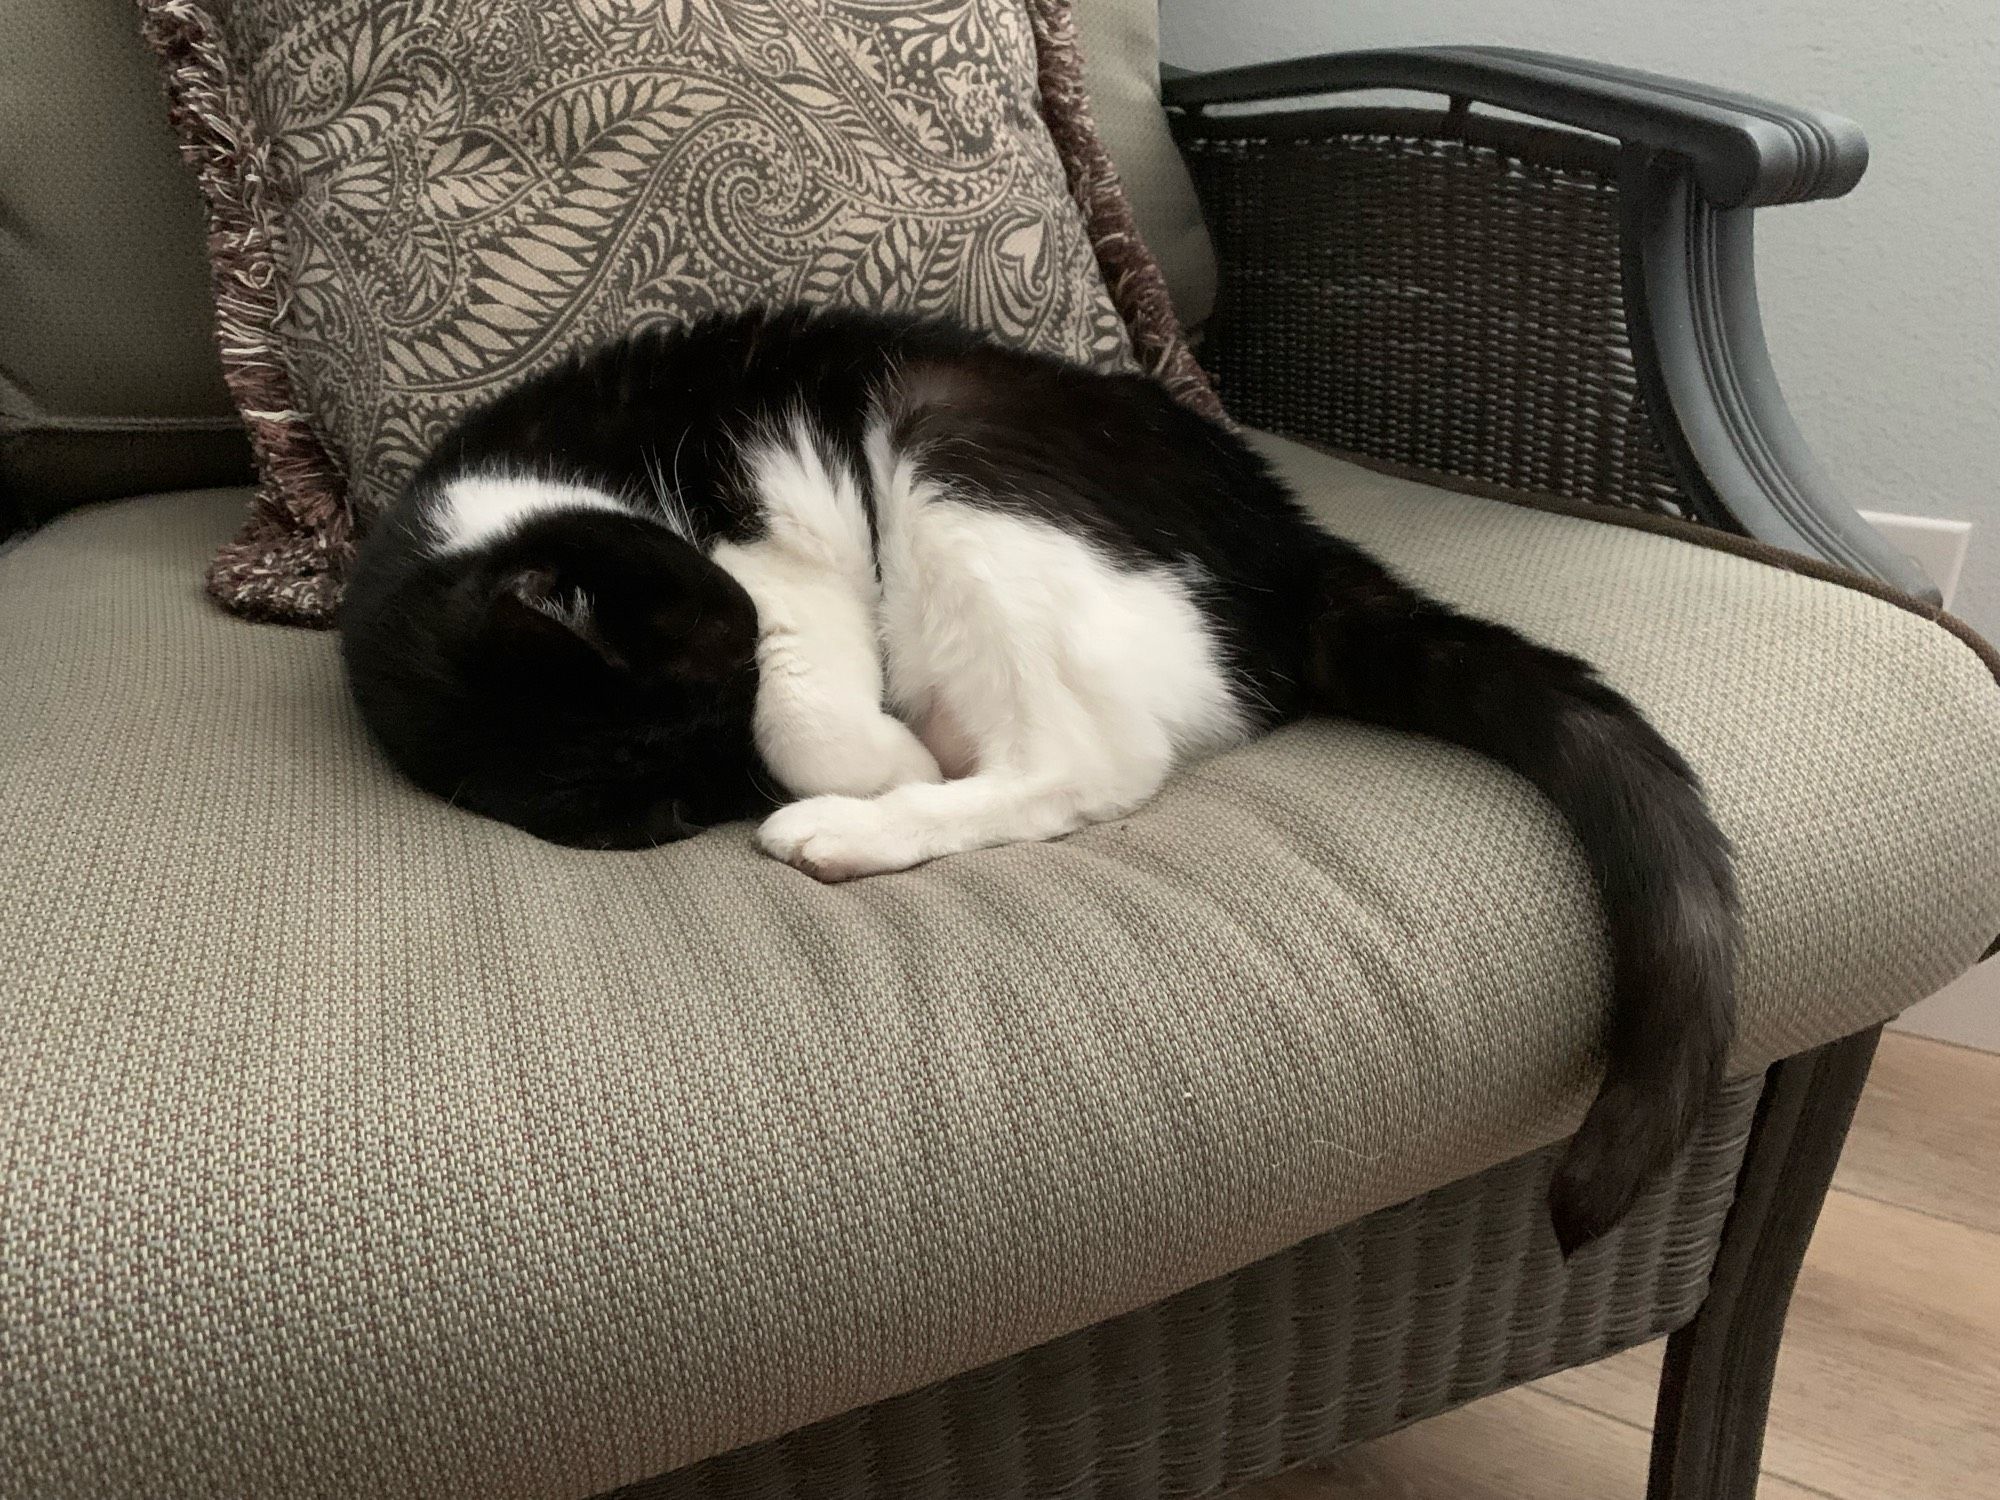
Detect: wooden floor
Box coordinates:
(1235, 1031, 2000, 1500)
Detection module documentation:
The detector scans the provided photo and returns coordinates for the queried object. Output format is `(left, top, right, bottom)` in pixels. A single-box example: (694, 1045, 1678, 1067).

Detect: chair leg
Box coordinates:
(1646, 1026, 1882, 1500)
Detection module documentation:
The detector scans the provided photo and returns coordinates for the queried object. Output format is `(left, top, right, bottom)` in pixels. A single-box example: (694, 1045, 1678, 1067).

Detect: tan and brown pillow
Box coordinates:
(140, 0, 1215, 625)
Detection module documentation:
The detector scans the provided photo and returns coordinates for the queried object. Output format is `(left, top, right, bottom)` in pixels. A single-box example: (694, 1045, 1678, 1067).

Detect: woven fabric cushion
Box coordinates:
(0, 2, 249, 528)
(1073, 0, 1217, 326)
(5, 441, 1998, 1499)
(141, 0, 1185, 625)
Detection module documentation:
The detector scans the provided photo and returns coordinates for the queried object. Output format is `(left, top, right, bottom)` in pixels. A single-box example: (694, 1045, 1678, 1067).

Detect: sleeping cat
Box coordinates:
(339, 303, 1737, 1252)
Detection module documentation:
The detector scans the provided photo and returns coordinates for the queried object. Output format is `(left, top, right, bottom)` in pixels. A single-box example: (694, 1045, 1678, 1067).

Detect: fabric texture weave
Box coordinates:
(4, 437, 1997, 1497)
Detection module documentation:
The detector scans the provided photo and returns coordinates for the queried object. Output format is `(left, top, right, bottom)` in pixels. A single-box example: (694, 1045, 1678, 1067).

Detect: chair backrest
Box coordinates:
(0, 2, 252, 533)
(0, 3, 1218, 533)
(1074, 0, 1219, 330)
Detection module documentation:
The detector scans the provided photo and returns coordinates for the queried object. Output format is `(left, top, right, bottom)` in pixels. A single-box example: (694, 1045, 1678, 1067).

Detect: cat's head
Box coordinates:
(341, 503, 768, 849)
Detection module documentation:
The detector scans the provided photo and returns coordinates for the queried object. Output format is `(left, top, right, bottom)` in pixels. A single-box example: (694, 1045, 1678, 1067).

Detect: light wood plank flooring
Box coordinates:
(1235, 1031, 2000, 1500)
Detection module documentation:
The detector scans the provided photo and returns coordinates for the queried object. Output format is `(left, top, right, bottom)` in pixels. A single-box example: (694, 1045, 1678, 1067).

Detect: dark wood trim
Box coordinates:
(1162, 46, 1867, 209)
(1647, 1026, 1883, 1500)
(1169, 100, 1626, 185)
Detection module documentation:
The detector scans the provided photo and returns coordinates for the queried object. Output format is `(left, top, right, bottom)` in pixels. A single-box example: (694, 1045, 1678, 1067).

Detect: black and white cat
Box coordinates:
(340, 303, 1737, 1251)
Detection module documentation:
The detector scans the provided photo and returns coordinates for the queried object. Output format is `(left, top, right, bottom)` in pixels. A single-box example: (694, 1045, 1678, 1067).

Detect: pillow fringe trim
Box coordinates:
(1027, 0, 1227, 426)
(139, 0, 352, 626)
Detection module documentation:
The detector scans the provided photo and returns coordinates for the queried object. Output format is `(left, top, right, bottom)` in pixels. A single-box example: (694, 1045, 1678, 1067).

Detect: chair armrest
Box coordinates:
(1165, 48, 1933, 597)
(1163, 46, 1867, 210)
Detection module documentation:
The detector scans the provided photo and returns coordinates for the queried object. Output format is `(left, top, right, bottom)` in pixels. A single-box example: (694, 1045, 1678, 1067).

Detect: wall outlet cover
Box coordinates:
(1860, 511, 1973, 607)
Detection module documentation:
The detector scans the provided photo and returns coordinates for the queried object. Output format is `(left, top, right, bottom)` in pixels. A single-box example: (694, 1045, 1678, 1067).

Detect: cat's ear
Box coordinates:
(478, 566, 625, 675)
(475, 550, 756, 689)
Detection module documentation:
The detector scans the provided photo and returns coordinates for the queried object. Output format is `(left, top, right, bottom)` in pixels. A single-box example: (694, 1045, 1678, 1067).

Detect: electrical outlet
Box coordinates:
(1859, 511, 1972, 607)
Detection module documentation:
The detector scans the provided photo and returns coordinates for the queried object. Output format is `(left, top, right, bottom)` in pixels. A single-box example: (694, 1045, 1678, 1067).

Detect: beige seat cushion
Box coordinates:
(1076, 0, 1218, 326)
(4, 442, 1997, 1499)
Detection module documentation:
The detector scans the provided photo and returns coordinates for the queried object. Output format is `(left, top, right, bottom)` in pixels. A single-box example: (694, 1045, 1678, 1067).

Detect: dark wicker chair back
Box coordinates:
(1180, 108, 1691, 518)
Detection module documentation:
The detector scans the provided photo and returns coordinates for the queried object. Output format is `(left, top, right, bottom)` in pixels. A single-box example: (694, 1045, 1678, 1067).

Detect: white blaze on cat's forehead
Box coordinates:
(427, 472, 637, 554)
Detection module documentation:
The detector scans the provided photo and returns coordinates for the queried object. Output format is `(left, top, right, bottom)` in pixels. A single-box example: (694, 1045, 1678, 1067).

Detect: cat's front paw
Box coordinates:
(757, 796, 926, 883)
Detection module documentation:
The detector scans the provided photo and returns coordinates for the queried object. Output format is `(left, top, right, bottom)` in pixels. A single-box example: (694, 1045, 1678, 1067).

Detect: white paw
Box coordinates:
(757, 796, 927, 883)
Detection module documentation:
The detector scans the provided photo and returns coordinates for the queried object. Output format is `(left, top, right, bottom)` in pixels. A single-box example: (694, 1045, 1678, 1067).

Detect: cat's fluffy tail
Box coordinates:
(1305, 550, 1739, 1255)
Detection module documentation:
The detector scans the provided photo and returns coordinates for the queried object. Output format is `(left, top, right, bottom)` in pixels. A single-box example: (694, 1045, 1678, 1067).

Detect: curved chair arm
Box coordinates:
(1165, 47, 1934, 598)
(1164, 46, 1867, 210)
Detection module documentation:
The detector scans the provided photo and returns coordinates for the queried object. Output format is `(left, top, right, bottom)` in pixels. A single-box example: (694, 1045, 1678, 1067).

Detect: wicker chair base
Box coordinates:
(602, 1072, 1762, 1499)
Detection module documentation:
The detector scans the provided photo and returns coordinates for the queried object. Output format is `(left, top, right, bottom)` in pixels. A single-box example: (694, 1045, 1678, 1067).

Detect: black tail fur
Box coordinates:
(1306, 547, 1739, 1255)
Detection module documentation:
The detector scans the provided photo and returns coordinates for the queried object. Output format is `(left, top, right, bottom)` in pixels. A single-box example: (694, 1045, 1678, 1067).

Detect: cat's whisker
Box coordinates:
(665, 426, 695, 538)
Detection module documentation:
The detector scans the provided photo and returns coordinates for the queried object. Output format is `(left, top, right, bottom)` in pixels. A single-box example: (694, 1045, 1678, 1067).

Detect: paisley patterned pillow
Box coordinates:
(141, 0, 1210, 625)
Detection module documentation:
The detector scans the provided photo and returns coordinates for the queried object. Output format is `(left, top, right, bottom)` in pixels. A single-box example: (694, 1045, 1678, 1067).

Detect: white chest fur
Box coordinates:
(729, 413, 1249, 880)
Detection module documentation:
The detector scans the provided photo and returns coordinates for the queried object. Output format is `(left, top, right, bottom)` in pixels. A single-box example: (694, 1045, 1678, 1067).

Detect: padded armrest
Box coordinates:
(1163, 46, 1866, 209)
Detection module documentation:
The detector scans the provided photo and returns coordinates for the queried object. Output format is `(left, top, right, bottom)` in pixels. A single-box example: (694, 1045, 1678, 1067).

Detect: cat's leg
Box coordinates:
(710, 420, 941, 799)
(756, 488, 1249, 879)
(756, 741, 1173, 883)
(750, 587, 940, 799)
(718, 551, 941, 799)
(754, 583, 1183, 876)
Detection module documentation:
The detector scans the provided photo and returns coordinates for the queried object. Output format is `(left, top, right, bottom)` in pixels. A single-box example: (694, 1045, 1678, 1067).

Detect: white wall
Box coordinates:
(1162, 0, 2000, 644)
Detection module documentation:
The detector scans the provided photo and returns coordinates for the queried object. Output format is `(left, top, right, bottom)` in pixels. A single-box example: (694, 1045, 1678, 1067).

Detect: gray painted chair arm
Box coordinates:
(1164, 48, 1934, 598)
(1162, 46, 1867, 210)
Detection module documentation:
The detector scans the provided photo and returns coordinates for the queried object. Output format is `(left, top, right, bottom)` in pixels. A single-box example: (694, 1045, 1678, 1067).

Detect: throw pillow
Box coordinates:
(141, 0, 1216, 625)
